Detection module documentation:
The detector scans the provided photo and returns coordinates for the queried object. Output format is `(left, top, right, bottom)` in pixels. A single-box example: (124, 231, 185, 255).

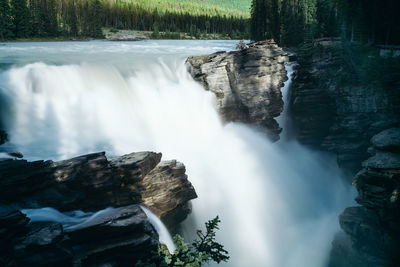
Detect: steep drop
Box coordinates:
(0, 41, 353, 267)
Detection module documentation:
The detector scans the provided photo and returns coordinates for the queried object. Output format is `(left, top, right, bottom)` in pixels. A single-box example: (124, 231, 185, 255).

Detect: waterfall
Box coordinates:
(141, 206, 176, 253)
(0, 41, 354, 267)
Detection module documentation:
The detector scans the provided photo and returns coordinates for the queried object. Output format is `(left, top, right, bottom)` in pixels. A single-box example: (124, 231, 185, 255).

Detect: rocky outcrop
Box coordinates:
(187, 40, 289, 141)
(141, 160, 197, 230)
(0, 205, 159, 266)
(329, 128, 400, 267)
(0, 151, 197, 227)
(290, 42, 400, 173)
(0, 151, 197, 266)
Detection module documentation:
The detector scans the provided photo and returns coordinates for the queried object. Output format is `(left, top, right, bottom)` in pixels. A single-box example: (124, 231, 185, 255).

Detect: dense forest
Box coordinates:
(0, 0, 250, 40)
(251, 0, 400, 46)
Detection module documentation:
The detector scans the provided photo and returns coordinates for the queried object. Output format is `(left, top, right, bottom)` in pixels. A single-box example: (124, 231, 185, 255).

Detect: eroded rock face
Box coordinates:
(0, 151, 197, 228)
(329, 128, 400, 267)
(0, 205, 159, 266)
(0, 151, 197, 265)
(141, 160, 197, 230)
(187, 40, 289, 141)
(290, 44, 400, 173)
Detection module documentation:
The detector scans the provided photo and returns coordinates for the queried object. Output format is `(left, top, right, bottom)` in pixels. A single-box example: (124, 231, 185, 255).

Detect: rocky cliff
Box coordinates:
(187, 40, 289, 141)
(290, 42, 400, 172)
(0, 151, 197, 266)
(329, 128, 400, 267)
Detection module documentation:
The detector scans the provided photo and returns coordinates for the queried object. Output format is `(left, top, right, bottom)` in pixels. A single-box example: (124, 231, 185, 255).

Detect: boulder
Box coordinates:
(187, 40, 289, 141)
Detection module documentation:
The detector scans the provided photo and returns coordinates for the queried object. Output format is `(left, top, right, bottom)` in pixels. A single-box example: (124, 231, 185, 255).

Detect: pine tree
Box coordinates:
(251, 0, 281, 42)
(47, 0, 58, 36)
(11, 0, 31, 37)
(29, 0, 40, 36)
(88, 0, 103, 38)
(0, 0, 15, 40)
(66, 0, 78, 36)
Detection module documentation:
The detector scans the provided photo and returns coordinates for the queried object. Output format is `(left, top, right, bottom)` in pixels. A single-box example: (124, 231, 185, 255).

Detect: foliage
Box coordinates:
(250, 0, 400, 46)
(11, 0, 31, 37)
(0, 0, 250, 41)
(151, 21, 159, 39)
(0, 0, 14, 40)
(136, 216, 229, 267)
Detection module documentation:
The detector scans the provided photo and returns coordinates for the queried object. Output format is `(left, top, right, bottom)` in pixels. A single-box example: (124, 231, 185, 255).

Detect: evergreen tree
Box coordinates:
(0, 0, 15, 40)
(11, 0, 31, 37)
(66, 0, 78, 36)
(29, 0, 40, 36)
(47, 0, 58, 36)
(87, 0, 102, 38)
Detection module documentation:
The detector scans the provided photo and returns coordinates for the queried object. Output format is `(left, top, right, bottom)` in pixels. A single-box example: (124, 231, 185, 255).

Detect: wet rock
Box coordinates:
(330, 207, 386, 267)
(66, 205, 159, 266)
(0, 205, 159, 266)
(330, 129, 400, 266)
(187, 40, 289, 141)
(0, 151, 197, 227)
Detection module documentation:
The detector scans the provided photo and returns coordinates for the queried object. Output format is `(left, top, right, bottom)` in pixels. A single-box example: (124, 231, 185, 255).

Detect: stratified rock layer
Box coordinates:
(0, 151, 197, 266)
(0, 205, 159, 266)
(0, 151, 197, 227)
(187, 40, 289, 141)
(329, 128, 400, 267)
(290, 42, 400, 172)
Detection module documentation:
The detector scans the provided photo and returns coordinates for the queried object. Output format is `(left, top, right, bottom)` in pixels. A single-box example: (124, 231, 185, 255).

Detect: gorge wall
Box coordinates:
(187, 40, 289, 141)
(0, 151, 197, 266)
(329, 128, 400, 267)
(290, 42, 400, 173)
(288, 41, 400, 267)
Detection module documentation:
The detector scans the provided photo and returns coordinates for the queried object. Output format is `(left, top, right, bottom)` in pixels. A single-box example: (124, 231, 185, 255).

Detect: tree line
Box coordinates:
(250, 0, 400, 46)
(0, 0, 249, 41)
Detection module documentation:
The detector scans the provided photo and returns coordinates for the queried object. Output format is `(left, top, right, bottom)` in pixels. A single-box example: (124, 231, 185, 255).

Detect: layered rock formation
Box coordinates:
(329, 128, 400, 267)
(0, 151, 197, 266)
(0, 151, 197, 224)
(0, 206, 159, 266)
(290, 42, 400, 172)
(187, 40, 289, 141)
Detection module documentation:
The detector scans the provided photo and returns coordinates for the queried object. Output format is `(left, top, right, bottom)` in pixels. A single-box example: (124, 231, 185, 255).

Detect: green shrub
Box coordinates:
(136, 216, 229, 267)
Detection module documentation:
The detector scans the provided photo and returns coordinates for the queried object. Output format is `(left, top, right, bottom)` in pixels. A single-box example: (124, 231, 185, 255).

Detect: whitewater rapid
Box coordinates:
(0, 41, 354, 267)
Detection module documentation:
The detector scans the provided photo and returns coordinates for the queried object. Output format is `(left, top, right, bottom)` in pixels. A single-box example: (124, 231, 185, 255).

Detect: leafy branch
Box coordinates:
(136, 216, 229, 267)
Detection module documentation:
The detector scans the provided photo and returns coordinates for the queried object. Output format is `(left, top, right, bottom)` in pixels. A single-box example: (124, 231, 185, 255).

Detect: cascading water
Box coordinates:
(22, 206, 176, 253)
(0, 40, 354, 267)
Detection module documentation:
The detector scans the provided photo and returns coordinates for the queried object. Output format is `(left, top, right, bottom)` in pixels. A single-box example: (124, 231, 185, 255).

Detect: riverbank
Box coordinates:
(2, 28, 237, 43)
